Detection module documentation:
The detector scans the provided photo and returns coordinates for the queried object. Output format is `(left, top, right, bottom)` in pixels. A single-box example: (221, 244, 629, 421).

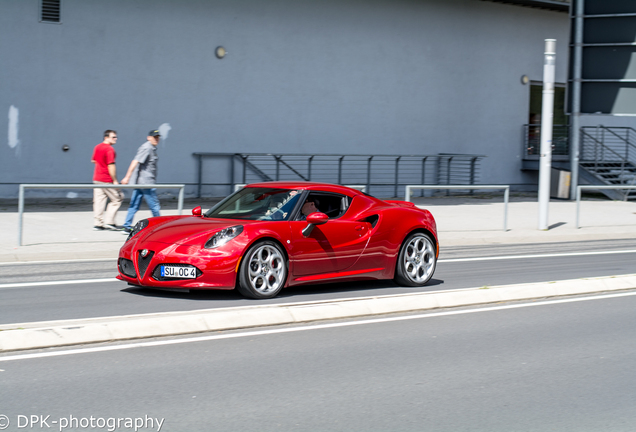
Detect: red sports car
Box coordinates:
(117, 182, 438, 299)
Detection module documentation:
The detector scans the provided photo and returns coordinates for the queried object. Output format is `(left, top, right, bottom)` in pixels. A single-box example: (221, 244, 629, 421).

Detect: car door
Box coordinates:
(289, 192, 371, 277)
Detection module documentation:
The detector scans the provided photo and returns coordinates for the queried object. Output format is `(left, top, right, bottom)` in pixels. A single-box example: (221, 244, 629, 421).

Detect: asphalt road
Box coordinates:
(1, 292, 635, 431)
(1, 240, 636, 325)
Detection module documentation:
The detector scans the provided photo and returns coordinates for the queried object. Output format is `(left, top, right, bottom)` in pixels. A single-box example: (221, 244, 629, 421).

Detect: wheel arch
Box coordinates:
(235, 236, 290, 288)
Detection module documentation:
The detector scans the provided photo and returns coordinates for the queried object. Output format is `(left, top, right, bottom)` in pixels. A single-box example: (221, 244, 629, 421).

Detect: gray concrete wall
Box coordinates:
(1, 0, 572, 198)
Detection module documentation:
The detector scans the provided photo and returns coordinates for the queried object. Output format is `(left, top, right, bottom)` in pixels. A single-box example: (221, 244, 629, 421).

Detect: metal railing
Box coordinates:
(193, 152, 485, 198)
(575, 185, 636, 229)
(233, 184, 367, 192)
(523, 124, 570, 159)
(579, 127, 636, 200)
(581, 126, 636, 165)
(404, 185, 510, 231)
(18, 183, 185, 246)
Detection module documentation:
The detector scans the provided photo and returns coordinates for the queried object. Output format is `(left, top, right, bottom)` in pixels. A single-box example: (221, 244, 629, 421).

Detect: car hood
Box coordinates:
(142, 217, 250, 245)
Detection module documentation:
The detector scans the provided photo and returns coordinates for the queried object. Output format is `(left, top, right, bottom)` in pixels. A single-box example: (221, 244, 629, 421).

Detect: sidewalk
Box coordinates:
(1, 195, 636, 263)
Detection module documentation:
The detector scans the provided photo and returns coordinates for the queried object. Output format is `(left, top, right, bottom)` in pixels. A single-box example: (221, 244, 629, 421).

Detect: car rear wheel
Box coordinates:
(237, 240, 288, 299)
(394, 233, 436, 286)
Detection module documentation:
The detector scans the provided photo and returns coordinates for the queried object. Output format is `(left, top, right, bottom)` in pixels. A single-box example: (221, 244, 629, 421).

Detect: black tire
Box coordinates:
(394, 232, 436, 287)
(237, 240, 288, 299)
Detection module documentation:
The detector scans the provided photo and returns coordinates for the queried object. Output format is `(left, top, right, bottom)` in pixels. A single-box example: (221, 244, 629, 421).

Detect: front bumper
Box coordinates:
(117, 240, 239, 290)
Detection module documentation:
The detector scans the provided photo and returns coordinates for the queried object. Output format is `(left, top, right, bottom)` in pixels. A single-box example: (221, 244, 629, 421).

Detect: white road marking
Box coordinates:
(438, 249, 636, 263)
(0, 278, 117, 289)
(0, 258, 115, 266)
(1, 290, 636, 362)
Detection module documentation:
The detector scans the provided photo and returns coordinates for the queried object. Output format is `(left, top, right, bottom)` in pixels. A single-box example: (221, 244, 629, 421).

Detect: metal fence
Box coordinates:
(193, 152, 485, 198)
(18, 183, 185, 246)
(404, 185, 510, 231)
(575, 185, 636, 229)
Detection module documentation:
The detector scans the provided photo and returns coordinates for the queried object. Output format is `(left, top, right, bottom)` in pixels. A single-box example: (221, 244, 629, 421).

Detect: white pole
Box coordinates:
(538, 39, 556, 230)
(570, 0, 584, 201)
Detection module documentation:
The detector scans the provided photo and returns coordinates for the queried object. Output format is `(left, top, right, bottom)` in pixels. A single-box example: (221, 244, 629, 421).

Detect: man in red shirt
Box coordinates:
(91, 130, 123, 230)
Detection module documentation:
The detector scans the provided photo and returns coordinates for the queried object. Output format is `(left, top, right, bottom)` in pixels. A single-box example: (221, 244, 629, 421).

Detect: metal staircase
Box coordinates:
(580, 126, 636, 200)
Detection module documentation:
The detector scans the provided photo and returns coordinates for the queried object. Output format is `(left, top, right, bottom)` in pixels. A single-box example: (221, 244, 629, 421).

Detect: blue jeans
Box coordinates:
(123, 188, 161, 228)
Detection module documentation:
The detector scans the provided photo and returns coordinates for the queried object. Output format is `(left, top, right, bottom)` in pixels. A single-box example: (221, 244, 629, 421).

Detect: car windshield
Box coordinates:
(205, 187, 302, 221)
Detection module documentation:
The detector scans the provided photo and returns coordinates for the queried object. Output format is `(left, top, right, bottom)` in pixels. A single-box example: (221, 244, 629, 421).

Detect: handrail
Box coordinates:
(193, 152, 486, 198)
(600, 126, 636, 148)
(233, 183, 367, 192)
(404, 184, 510, 231)
(581, 126, 636, 162)
(580, 128, 631, 166)
(18, 183, 185, 246)
(576, 184, 636, 228)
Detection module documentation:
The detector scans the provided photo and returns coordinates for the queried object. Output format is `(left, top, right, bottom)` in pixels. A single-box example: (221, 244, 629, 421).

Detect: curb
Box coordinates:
(1, 273, 635, 352)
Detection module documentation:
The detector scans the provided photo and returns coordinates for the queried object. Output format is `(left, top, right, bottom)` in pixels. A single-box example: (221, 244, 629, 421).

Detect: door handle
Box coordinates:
(355, 225, 366, 231)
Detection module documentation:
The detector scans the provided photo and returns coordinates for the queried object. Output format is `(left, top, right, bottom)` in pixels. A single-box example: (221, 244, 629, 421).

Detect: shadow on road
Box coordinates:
(121, 277, 445, 302)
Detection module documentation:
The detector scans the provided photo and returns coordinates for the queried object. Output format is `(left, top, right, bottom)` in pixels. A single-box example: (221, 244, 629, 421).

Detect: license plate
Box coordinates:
(160, 266, 197, 279)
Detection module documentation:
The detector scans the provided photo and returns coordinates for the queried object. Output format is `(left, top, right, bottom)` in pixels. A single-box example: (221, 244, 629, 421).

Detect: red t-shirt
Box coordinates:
(92, 143, 116, 182)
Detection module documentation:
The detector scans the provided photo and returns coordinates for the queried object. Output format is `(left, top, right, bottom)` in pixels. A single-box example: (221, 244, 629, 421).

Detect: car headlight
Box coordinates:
(205, 225, 244, 249)
(126, 219, 149, 241)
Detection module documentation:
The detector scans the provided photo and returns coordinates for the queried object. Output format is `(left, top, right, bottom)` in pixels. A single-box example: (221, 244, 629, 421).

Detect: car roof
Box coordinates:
(244, 181, 365, 196)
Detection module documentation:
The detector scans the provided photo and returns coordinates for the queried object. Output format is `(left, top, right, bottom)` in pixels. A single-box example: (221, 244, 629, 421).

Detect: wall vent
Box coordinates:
(41, 0, 61, 23)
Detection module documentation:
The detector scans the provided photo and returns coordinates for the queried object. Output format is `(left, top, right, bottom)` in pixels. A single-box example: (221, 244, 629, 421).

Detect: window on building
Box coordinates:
(41, 0, 61, 23)
(528, 82, 566, 126)
(526, 82, 568, 156)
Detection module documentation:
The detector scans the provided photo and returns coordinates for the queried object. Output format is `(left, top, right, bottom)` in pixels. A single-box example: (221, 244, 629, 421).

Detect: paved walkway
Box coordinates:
(1, 194, 636, 262)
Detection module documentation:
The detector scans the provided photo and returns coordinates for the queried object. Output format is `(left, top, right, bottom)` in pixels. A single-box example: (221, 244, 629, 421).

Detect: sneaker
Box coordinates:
(93, 225, 106, 231)
(105, 224, 124, 231)
(122, 227, 133, 234)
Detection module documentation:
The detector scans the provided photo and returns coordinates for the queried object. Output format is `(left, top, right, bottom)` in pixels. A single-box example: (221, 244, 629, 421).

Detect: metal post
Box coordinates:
(338, 156, 345, 185)
(275, 155, 280, 181)
(18, 184, 24, 246)
(242, 155, 247, 183)
(394, 156, 401, 198)
(576, 185, 582, 228)
(570, 0, 584, 200)
(178, 186, 184, 215)
(469, 156, 477, 195)
(229, 155, 235, 194)
(601, 126, 605, 161)
(420, 157, 427, 197)
(538, 39, 556, 230)
(446, 157, 453, 196)
(503, 186, 509, 231)
(366, 156, 373, 194)
(594, 125, 600, 169)
(307, 155, 314, 181)
(196, 154, 202, 198)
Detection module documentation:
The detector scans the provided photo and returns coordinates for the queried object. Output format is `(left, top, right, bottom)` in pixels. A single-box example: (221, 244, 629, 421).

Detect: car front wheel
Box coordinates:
(394, 233, 436, 286)
(237, 240, 288, 299)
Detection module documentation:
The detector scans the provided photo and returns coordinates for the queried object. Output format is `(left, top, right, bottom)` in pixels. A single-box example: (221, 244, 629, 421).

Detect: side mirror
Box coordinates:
(302, 212, 328, 237)
(192, 206, 202, 216)
(306, 212, 328, 225)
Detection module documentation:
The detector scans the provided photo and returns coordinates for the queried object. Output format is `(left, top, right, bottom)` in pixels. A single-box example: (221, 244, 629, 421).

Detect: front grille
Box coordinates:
(118, 258, 137, 278)
(152, 263, 203, 281)
(137, 250, 155, 278)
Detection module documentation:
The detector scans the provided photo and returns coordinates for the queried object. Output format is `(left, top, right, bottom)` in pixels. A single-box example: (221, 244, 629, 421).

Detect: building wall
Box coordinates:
(1, 0, 572, 197)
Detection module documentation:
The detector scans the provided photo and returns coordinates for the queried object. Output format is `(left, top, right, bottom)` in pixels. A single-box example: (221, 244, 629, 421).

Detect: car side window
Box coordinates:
(297, 192, 350, 220)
